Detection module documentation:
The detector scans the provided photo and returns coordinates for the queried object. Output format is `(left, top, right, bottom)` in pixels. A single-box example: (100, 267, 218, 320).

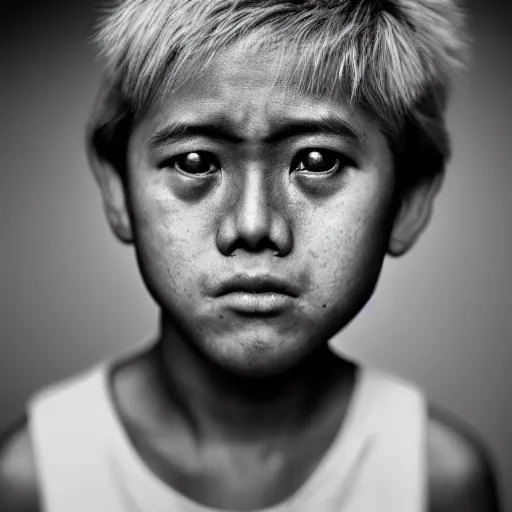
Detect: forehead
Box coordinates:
(140, 41, 384, 146)
(131, 40, 389, 157)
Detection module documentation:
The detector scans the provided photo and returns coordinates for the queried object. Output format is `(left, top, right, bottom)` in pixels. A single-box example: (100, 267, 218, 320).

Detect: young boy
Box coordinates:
(0, 0, 501, 510)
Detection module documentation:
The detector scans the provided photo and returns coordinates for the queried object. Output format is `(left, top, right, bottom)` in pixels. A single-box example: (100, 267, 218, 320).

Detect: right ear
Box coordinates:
(87, 131, 133, 244)
(86, 85, 133, 244)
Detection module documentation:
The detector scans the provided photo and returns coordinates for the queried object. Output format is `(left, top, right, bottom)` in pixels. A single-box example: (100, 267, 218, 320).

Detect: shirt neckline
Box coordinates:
(95, 346, 373, 512)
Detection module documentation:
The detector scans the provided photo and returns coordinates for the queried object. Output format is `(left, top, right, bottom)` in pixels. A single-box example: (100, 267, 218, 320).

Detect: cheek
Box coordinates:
(301, 174, 395, 308)
(126, 175, 211, 306)
(128, 165, 211, 248)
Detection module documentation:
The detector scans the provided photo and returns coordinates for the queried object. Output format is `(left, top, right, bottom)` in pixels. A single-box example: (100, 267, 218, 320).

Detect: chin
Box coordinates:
(201, 331, 317, 378)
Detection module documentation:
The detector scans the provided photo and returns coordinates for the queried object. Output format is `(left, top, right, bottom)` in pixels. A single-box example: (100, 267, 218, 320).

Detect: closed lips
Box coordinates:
(215, 276, 299, 297)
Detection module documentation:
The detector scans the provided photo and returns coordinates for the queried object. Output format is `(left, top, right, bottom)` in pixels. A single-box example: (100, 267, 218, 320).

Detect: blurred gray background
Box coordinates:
(0, 0, 510, 508)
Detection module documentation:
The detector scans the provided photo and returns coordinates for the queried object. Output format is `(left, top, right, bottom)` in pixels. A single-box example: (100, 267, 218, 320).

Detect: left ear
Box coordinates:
(388, 171, 444, 257)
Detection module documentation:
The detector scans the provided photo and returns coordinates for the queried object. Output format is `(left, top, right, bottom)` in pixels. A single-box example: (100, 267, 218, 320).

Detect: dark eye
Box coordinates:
(292, 149, 348, 174)
(163, 151, 220, 175)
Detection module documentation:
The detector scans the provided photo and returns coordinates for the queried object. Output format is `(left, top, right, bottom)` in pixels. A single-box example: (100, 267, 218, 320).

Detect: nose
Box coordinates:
(216, 169, 293, 257)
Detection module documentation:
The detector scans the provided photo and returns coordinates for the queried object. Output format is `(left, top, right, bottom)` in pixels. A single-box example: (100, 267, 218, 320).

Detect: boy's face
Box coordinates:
(122, 43, 398, 376)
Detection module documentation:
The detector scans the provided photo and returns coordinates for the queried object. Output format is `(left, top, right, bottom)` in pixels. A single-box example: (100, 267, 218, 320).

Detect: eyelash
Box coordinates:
(160, 149, 354, 176)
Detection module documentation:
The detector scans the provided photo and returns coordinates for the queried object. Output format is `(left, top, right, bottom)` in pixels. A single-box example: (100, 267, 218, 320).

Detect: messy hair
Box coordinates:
(89, 0, 468, 187)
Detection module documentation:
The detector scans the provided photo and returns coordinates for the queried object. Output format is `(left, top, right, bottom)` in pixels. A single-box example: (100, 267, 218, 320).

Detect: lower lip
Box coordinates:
(218, 292, 294, 314)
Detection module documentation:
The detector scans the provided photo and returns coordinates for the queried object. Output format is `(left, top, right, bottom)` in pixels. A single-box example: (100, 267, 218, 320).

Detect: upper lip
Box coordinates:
(215, 274, 300, 297)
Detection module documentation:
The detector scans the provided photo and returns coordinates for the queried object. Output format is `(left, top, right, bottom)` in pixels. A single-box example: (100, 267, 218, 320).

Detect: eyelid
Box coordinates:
(150, 137, 227, 159)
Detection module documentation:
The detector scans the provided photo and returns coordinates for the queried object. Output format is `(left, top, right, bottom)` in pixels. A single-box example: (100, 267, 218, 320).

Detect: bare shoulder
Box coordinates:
(0, 416, 41, 512)
(427, 403, 501, 512)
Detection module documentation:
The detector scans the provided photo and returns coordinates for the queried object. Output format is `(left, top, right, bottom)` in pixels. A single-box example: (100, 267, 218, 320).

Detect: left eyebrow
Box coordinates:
(263, 115, 366, 146)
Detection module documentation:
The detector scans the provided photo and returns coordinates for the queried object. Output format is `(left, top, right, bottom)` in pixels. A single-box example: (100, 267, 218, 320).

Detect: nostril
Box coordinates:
(228, 237, 280, 256)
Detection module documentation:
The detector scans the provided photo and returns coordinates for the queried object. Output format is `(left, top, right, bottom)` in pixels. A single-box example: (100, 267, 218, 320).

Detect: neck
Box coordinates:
(150, 313, 355, 443)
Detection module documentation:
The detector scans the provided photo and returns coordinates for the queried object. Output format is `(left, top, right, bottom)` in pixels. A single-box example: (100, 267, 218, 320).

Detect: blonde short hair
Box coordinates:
(89, 0, 468, 187)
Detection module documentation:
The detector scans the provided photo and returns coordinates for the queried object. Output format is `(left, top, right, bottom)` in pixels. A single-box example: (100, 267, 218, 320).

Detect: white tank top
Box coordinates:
(28, 354, 426, 512)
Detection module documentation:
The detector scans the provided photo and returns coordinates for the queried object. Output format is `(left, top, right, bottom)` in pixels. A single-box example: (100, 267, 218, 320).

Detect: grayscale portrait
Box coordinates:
(0, 1, 509, 511)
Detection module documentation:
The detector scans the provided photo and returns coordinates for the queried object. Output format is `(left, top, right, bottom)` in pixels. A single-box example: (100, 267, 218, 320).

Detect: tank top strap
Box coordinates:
(325, 366, 427, 512)
(28, 365, 131, 512)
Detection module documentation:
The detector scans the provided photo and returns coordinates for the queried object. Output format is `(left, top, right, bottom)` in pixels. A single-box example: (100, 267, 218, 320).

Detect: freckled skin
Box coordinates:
(125, 44, 397, 376)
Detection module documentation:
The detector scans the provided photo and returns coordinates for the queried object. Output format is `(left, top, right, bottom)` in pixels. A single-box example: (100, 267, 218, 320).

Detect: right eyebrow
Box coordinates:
(148, 121, 243, 149)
